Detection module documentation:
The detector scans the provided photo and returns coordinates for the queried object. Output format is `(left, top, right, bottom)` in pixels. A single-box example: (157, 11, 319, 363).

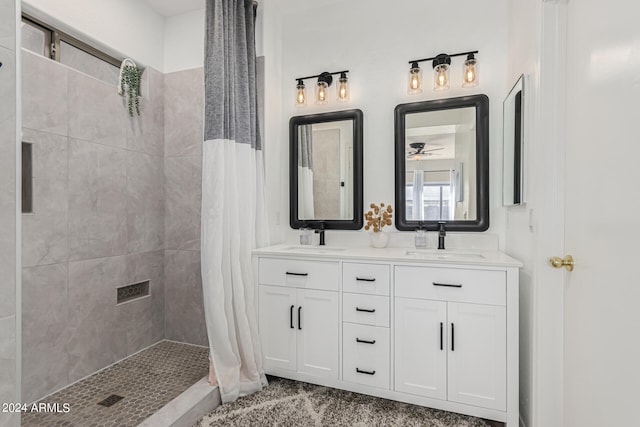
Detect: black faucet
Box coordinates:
(437, 221, 446, 250)
(315, 223, 326, 246)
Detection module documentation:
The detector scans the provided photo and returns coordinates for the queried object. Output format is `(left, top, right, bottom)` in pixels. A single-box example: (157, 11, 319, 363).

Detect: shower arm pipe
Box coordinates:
(117, 58, 138, 95)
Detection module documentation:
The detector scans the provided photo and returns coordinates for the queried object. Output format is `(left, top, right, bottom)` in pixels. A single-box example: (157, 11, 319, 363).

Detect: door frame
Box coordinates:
(531, 0, 568, 426)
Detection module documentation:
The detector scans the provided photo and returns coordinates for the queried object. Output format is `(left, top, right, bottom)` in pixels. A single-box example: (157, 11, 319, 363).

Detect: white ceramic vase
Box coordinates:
(369, 231, 389, 248)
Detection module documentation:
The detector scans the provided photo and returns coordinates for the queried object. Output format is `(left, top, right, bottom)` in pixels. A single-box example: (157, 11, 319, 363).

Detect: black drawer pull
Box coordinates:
(356, 368, 376, 375)
(290, 305, 295, 329)
(432, 282, 462, 288)
(355, 277, 376, 282)
(298, 306, 302, 330)
(356, 338, 376, 345)
(286, 272, 308, 276)
(355, 307, 376, 313)
(440, 322, 443, 350)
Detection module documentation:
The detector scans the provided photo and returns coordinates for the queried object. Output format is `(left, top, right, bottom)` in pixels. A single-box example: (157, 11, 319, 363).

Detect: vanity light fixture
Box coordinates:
(433, 54, 451, 91)
(408, 62, 422, 94)
(296, 79, 307, 107)
(294, 70, 350, 107)
(407, 50, 479, 93)
(462, 53, 479, 87)
(316, 72, 332, 105)
(337, 72, 350, 102)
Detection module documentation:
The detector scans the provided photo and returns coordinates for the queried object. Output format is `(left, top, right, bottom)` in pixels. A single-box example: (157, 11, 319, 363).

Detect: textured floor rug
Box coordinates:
(195, 376, 500, 427)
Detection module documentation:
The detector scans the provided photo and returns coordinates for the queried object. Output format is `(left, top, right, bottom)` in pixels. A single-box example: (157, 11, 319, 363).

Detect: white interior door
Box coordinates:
(563, 0, 640, 425)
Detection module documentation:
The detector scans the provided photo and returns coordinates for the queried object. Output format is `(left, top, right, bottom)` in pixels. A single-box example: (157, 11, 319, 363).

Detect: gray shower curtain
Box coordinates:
(201, 0, 269, 403)
(298, 125, 315, 219)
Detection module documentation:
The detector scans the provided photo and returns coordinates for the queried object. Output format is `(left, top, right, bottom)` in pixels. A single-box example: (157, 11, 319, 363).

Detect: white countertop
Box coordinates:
(253, 244, 523, 268)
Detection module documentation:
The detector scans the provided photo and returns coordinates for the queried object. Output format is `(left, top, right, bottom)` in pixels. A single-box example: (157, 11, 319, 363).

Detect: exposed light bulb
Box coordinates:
(316, 81, 329, 105)
(462, 54, 479, 87)
(295, 79, 306, 107)
(338, 82, 348, 98)
(337, 72, 349, 102)
(437, 68, 447, 86)
(408, 62, 422, 95)
(297, 88, 306, 104)
(465, 65, 475, 83)
(434, 63, 450, 91)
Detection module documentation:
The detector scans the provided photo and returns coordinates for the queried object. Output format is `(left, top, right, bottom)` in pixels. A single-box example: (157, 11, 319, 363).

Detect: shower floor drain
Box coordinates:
(97, 394, 124, 407)
(22, 341, 209, 426)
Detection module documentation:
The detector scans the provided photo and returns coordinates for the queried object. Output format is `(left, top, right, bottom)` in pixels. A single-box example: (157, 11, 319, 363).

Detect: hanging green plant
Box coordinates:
(120, 65, 142, 117)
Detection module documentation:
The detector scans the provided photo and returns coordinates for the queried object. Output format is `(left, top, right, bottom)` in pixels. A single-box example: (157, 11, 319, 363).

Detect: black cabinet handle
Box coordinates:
(356, 338, 376, 345)
(286, 272, 308, 276)
(290, 305, 295, 329)
(440, 322, 443, 350)
(451, 323, 455, 351)
(433, 282, 462, 288)
(356, 368, 376, 375)
(298, 306, 302, 330)
(355, 307, 376, 313)
(355, 277, 376, 282)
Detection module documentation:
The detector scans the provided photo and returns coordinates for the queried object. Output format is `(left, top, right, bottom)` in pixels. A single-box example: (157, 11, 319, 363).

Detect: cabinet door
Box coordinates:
(296, 288, 339, 379)
(447, 302, 506, 410)
(259, 285, 297, 372)
(394, 298, 447, 399)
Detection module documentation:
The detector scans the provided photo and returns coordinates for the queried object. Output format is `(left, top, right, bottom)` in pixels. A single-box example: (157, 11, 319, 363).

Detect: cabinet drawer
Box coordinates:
(343, 263, 390, 295)
(343, 323, 390, 389)
(259, 258, 339, 291)
(395, 266, 506, 306)
(342, 293, 389, 327)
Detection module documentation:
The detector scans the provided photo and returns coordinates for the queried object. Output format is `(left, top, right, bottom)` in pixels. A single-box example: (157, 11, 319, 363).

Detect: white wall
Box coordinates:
(262, 0, 508, 246)
(22, 0, 165, 71)
(504, 0, 543, 426)
(164, 8, 204, 73)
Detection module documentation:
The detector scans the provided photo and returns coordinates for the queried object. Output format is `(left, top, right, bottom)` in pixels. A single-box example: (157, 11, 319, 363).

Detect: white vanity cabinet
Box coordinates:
(253, 246, 521, 426)
(395, 265, 507, 410)
(341, 262, 391, 389)
(258, 258, 339, 380)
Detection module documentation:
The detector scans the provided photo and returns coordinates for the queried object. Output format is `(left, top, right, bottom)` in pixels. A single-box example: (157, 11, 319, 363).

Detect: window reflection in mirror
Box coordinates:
(404, 107, 475, 222)
(394, 95, 489, 231)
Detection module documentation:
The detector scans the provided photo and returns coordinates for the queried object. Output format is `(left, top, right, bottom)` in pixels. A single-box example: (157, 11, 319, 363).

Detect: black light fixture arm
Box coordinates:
(295, 70, 349, 84)
(408, 50, 478, 65)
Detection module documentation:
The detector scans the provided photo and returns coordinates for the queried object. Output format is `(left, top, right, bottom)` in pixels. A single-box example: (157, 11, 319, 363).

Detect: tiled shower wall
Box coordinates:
(0, 0, 18, 424)
(21, 51, 166, 403)
(161, 59, 264, 348)
(163, 68, 208, 347)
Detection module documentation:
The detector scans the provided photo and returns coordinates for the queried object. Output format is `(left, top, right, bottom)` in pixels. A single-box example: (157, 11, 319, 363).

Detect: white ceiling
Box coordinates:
(143, 0, 204, 17)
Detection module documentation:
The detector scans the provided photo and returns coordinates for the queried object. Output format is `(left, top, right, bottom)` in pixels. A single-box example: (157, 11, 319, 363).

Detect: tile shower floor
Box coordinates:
(22, 340, 209, 427)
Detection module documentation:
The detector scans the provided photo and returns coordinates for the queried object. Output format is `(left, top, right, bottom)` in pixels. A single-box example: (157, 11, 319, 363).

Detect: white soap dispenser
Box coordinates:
(299, 227, 312, 245)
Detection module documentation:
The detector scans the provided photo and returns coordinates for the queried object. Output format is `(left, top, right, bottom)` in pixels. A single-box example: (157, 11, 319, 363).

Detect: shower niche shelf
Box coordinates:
(117, 280, 150, 304)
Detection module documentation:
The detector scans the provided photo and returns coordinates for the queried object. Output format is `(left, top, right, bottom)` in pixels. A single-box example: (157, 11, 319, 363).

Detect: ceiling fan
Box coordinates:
(406, 142, 444, 159)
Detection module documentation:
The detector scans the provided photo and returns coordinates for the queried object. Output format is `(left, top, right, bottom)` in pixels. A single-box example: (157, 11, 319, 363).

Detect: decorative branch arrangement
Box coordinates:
(365, 202, 393, 232)
(120, 65, 142, 117)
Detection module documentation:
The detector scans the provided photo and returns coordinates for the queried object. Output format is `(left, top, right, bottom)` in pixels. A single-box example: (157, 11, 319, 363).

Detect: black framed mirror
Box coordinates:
(290, 109, 363, 230)
(503, 75, 525, 206)
(394, 95, 489, 231)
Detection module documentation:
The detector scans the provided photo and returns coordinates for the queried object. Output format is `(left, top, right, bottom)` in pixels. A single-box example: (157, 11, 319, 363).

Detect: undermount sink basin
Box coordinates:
(404, 249, 485, 260)
(282, 245, 346, 254)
